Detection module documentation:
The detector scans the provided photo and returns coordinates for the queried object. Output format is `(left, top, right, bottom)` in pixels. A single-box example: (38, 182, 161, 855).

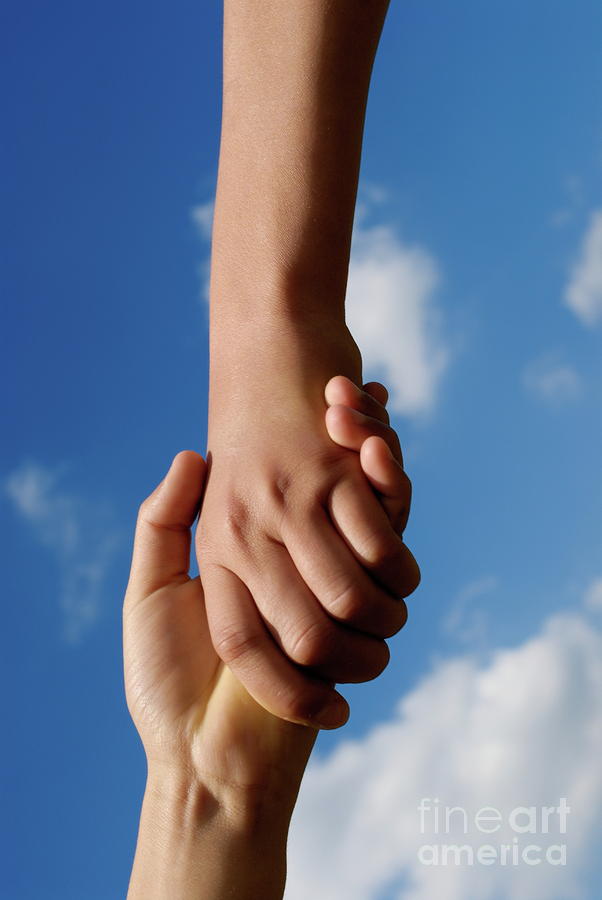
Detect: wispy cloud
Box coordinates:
(443, 575, 499, 644)
(346, 212, 450, 418)
(191, 200, 214, 241)
(550, 174, 584, 228)
(4, 461, 120, 643)
(522, 354, 582, 407)
(584, 577, 602, 612)
(191, 200, 214, 303)
(564, 209, 602, 327)
(287, 601, 602, 900)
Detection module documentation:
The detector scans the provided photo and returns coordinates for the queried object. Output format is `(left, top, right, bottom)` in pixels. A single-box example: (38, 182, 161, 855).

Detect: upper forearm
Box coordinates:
(211, 0, 391, 322)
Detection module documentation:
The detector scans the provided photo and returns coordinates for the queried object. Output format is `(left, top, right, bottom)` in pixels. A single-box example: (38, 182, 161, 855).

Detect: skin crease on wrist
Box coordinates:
(124, 377, 411, 900)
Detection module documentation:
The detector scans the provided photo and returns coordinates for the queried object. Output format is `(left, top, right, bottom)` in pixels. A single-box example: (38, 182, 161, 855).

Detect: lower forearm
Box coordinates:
(127, 769, 295, 900)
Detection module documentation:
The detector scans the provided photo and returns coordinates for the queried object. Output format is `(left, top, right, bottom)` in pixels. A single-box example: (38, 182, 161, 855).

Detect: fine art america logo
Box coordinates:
(417, 798, 570, 867)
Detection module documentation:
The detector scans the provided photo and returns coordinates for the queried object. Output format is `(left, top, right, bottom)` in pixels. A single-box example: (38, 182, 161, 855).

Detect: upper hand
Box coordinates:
(196, 325, 420, 729)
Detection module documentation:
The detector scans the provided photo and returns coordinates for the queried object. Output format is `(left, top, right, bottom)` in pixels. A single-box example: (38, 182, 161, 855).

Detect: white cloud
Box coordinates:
(564, 210, 602, 327)
(522, 355, 582, 406)
(346, 218, 449, 418)
(4, 462, 120, 643)
(286, 606, 602, 900)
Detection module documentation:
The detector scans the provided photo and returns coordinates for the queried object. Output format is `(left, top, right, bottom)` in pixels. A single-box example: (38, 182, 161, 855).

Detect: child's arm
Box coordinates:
(124, 380, 410, 899)
(197, 0, 420, 729)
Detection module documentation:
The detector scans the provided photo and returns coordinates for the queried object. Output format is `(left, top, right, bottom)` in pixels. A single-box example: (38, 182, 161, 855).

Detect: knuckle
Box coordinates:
(137, 493, 157, 522)
(326, 580, 363, 622)
(365, 536, 404, 571)
(221, 496, 253, 542)
(269, 469, 294, 506)
(287, 617, 335, 667)
(213, 625, 261, 665)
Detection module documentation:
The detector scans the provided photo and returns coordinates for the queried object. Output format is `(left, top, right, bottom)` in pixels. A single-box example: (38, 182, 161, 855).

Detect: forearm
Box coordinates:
(210, 0, 391, 328)
(127, 767, 301, 900)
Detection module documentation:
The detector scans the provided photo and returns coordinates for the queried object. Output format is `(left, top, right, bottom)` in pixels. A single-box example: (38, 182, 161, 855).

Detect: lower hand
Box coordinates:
(124, 451, 316, 814)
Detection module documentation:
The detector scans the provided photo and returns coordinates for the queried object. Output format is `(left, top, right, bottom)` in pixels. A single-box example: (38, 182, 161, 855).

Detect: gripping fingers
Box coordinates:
(325, 404, 403, 467)
(360, 435, 412, 534)
(324, 380, 411, 531)
(328, 474, 420, 598)
(244, 541, 390, 684)
(325, 375, 390, 426)
(203, 564, 350, 729)
(283, 506, 409, 639)
(324, 404, 411, 530)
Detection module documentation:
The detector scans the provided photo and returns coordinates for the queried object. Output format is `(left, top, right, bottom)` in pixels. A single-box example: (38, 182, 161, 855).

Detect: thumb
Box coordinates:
(126, 450, 207, 600)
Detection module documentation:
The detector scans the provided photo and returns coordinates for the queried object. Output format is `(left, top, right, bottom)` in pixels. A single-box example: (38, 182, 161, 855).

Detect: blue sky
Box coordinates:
(2, 1, 602, 898)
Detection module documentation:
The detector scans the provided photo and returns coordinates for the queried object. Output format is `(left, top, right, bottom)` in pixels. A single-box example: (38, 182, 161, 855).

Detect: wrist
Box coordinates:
(145, 753, 304, 841)
(128, 766, 293, 900)
(208, 310, 363, 413)
(209, 242, 351, 326)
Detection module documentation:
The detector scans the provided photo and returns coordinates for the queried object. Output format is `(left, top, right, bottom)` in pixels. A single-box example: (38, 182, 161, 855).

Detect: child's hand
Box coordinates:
(196, 331, 420, 730)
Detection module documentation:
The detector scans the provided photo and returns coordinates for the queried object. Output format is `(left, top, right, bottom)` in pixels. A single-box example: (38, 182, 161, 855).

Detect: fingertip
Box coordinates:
(324, 374, 359, 407)
(402, 544, 422, 594)
(169, 449, 207, 477)
(359, 435, 397, 475)
(310, 692, 350, 730)
(129, 451, 206, 596)
(324, 403, 353, 444)
(143, 450, 207, 528)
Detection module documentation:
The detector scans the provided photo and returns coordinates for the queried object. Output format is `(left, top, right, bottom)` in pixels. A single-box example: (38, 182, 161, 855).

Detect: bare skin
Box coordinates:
(198, 0, 420, 728)
(125, 377, 410, 899)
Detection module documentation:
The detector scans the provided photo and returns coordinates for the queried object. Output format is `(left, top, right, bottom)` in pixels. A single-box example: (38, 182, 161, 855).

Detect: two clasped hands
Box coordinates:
(124, 368, 419, 899)
(124, 1, 416, 896)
